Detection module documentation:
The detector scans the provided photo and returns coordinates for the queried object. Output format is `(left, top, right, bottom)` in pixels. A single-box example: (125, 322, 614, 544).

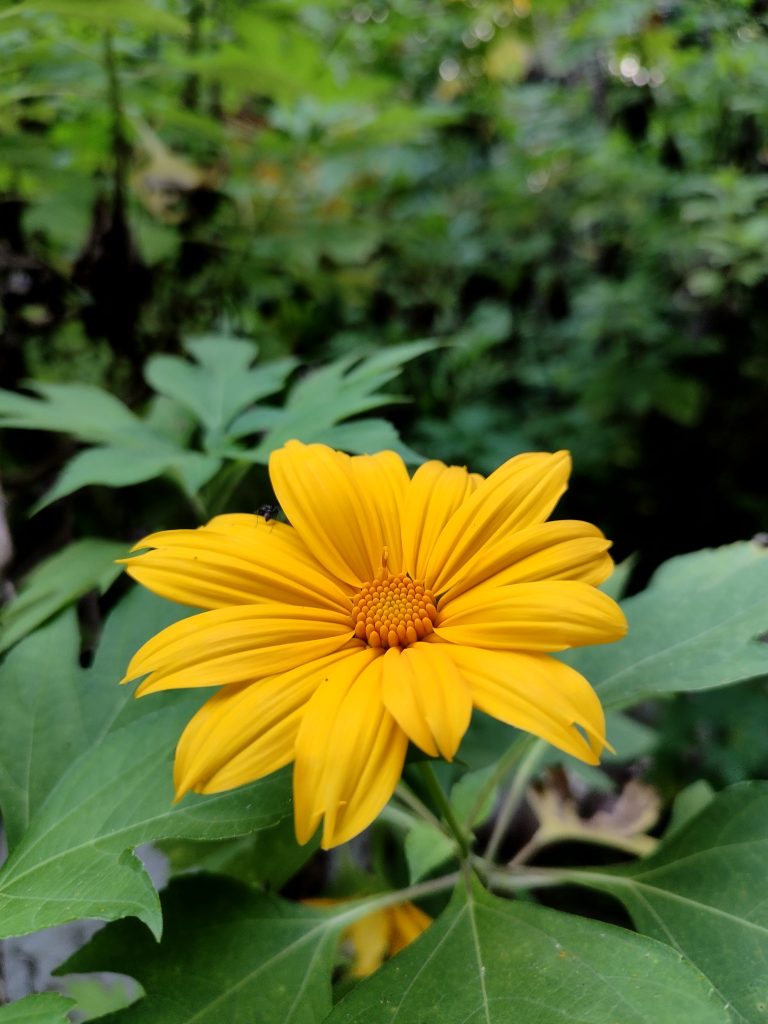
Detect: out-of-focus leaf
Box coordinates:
(0, 537, 126, 654)
(247, 343, 434, 459)
(0, 383, 141, 445)
(59, 875, 341, 1024)
(0, 994, 74, 1023)
(404, 823, 455, 883)
(160, 814, 320, 891)
(34, 445, 221, 510)
(2, 0, 188, 33)
(145, 336, 297, 448)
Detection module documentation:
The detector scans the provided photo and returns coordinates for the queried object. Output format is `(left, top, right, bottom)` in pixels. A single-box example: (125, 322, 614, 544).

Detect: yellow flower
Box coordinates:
(122, 441, 627, 849)
(305, 898, 431, 977)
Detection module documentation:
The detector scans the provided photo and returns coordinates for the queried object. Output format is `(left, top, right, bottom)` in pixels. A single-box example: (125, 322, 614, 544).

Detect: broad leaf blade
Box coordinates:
(328, 881, 729, 1024)
(566, 542, 768, 709)
(0, 710, 291, 940)
(0, 589, 185, 849)
(571, 782, 768, 1024)
(59, 875, 339, 1024)
(0, 612, 82, 848)
(0, 589, 291, 938)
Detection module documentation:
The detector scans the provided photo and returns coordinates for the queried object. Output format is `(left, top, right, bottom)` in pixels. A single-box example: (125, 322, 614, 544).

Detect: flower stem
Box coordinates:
(483, 737, 547, 863)
(395, 781, 445, 833)
(416, 761, 471, 859)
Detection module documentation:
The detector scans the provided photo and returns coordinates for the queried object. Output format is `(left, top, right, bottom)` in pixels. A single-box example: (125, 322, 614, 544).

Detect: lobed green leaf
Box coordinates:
(329, 878, 730, 1024)
(568, 782, 768, 1024)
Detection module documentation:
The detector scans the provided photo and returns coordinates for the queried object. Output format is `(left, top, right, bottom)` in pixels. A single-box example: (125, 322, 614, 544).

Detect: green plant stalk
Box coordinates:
(203, 459, 254, 519)
(483, 737, 547, 863)
(326, 871, 461, 930)
(417, 761, 471, 859)
(395, 780, 445, 833)
(103, 31, 130, 213)
(464, 732, 534, 831)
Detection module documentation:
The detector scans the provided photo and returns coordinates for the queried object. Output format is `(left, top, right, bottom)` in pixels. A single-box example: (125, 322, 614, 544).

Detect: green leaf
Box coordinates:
(160, 814, 320, 891)
(59, 875, 340, 1024)
(0, 590, 291, 938)
(569, 782, 768, 1024)
(328, 880, 730, 1024)
(0, 709, 291, 940)
(0, 589, 183, 850)
(2, 0, 188, 33)
(404, 822, 455, 883)
(250, 344, 434, 459)
(34, 444, 221, 510)
(309, 419, 424, 462)
(0, 382, 141, 445)
(0, 994, 74, 1023)
(565, 543, 768, 709)
(0, 538, 126, 654)
(145, 336, 297, 447)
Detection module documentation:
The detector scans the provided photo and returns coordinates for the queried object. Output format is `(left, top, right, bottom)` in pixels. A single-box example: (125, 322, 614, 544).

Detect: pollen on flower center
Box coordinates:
(352, 572, 438, 650)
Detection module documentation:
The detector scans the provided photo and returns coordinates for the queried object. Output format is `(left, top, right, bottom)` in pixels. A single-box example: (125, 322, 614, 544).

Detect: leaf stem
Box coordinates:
(416, 761, 471, 859)
(464, 733, 532, 830)
(327, 871, 461, 929)
(395, 780, 445, 833)
(483, 737, 547, 864)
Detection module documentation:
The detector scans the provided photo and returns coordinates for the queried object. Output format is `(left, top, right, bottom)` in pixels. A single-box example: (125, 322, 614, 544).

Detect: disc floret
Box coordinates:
(352, 571, 438, 649)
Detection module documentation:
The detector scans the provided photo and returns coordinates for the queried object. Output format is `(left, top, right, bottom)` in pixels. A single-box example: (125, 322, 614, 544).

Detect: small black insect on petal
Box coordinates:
(256, 503, 280, 523)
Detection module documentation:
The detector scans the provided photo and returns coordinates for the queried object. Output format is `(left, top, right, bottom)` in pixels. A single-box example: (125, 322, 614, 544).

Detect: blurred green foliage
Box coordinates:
(2, 0, 768, 571)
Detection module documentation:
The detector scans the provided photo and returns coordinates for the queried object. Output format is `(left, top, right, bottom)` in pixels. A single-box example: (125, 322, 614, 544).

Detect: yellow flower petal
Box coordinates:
(270, 441, 400, 587)
(293, 650, 408, 848)
(173, 649, 356, 797)
(381, 644, 472, 760)
(123, 514, 349, 611)
(123, 603, 355, 695)
(425, 451, 571, 593)
(401, 461, 480, 580)
(441, 520, 613, 601)
(388, 902, 432, 954)
(436, 580, 627, 652)
(349, 449, 410, 573)
(445, 644, 608, 763)
(347, 911, 391, 977)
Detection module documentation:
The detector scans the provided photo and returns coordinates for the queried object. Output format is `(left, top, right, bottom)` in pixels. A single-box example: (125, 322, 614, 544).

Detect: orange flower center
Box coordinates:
(352, 572, 438, 650)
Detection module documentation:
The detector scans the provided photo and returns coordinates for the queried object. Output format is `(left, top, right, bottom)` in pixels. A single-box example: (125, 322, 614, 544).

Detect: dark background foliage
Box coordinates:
(3, 0, 768, 579)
